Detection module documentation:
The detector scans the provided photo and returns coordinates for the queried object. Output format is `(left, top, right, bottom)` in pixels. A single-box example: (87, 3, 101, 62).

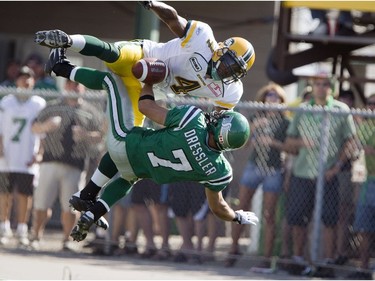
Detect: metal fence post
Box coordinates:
(310, 110, 331, 263)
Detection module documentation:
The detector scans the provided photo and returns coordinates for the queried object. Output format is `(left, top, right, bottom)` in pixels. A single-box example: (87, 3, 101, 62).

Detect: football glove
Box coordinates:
(233, 210, 259, 225)
(139, 1, 152, 10)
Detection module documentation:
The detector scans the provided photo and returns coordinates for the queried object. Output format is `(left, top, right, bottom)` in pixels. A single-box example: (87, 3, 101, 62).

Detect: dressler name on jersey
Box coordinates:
(184, 129, 217, 176)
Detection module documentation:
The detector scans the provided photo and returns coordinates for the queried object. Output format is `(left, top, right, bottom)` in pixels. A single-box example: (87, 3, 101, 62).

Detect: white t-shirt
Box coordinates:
(0, 94, 46, 174)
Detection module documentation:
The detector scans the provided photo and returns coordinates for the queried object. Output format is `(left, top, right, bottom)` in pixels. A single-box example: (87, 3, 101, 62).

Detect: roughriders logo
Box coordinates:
(218, 116, 233, 145)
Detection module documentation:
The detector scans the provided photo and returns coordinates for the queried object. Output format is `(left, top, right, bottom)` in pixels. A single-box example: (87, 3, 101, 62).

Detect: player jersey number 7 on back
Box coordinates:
(125, 105, 233, 192)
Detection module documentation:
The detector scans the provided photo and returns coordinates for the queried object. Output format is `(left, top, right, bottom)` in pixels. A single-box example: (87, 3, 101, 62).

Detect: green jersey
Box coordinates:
(126, 105, 232, 192)
(72, 67, 232, 192)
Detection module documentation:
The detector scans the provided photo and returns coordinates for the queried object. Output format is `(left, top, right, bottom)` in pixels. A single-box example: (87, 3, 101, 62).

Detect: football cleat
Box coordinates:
(69, 192, 95, 212)
(69, 193, 109, 230)
(44, 48, 69, 75)
(35, 30, 72, 48)
(70, 212, 96, 242)
(70, 214, 91, 242)
(95, 216, 109, 230)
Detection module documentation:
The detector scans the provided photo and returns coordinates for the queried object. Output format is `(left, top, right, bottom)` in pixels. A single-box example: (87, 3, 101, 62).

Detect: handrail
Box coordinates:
(283, 1, 375, 13)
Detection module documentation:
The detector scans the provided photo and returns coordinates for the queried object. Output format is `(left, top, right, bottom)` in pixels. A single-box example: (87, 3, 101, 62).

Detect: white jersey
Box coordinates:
(0, 94, 46, 174)
(0, 157, 7, 172)
(143, 20, 243, 109)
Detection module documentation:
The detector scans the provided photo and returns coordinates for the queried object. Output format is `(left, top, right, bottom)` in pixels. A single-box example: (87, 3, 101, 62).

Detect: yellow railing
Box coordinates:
(283, 1, 375, 13)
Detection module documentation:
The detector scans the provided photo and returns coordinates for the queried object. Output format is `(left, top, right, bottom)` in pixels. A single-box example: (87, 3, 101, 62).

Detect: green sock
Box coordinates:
(80, 35, 120, 63)
(74, 67, 108, 89)
(100, 177, 133, 207)
(98, 152, 119, 179)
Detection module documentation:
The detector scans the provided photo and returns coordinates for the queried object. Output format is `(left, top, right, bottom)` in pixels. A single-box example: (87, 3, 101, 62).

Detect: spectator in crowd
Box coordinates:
(333, 89, 359, 265)
(279, 81, 318, 268)
(225, 83, 290, 269)
(126, 179, 170, 259)
(337, 89, 355, 108)
(25, 53, 57, 91)
(30, 79, 105, 250)
(108, 190, 137, 255)
(286, 85, 313, 119)
(0, 66, 46, 247)
(197, 203, 224, 262)
(0, 59, 21, 87)
(167, 181, 208, 263)
(283, 72, 359, 277)
(346, 93, 375, 280)
(280, 84, 314, 262)
(309, 9, 355, 36)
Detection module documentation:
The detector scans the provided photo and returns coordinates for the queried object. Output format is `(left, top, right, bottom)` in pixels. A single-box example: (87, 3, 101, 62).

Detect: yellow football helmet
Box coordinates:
(211, 37, 255, 85)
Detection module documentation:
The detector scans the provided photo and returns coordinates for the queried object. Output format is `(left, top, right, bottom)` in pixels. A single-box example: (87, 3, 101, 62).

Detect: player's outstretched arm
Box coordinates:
(138, 83, 168, 125)
(205, 188, 259, 225)
(142, 1, 188, 38)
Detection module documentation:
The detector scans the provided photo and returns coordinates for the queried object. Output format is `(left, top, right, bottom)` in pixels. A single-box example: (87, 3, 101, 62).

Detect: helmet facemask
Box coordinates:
(211, 47, 248, 85)
(211, 37, 255, 85)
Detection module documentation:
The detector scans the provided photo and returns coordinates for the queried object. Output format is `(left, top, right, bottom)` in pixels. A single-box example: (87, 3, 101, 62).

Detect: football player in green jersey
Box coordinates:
(35, 1, 258, 239)
(44, 48, 258, 242)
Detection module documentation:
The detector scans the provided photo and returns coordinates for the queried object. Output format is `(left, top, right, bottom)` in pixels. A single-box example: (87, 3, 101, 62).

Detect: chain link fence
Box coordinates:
(0, 86, 374, 271)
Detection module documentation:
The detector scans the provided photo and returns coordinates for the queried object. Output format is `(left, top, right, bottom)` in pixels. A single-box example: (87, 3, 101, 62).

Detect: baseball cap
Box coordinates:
(17, 66, 35, 78)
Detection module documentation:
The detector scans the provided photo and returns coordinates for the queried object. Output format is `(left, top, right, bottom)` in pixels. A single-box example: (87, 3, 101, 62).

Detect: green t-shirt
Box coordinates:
(358, 120, 375, 176)
(287, 98, 356, 179)
(125, 105, 232, 192)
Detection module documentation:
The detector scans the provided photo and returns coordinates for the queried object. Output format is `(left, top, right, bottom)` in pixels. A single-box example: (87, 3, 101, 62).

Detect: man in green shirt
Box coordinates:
(45, 48, 258, 242)
(284, 72, 358, 277)
(348, 94, 375, 279)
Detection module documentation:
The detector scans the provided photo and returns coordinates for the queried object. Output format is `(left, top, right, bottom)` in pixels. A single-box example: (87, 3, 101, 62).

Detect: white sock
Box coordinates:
(17, 223, 28, 234)
(70, 34, 86, 52)
(91, 169, 111, 187)
(0, 220, 11, 232)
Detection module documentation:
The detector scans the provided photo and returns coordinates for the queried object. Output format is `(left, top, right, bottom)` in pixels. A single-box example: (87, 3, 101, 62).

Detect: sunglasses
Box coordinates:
(265, 91, 279, 98)
(313, 81, 330, 87)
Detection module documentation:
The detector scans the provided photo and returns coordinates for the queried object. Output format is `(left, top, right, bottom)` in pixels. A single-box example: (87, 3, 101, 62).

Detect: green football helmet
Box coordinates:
(207, 110, 250, 151)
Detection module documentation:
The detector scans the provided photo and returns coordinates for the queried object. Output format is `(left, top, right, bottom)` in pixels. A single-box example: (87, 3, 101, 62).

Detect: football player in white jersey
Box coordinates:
(0, 66, 46, 246)
(35, 1, 255, 123)
(34, 1, 255, 229)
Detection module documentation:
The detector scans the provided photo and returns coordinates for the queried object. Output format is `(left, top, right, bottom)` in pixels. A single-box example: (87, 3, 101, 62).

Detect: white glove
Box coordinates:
(233, 210, 259, 225)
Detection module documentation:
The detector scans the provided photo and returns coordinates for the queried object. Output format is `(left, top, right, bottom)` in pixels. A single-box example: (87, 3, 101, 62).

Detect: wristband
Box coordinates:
(232, 212, 240, 223)
(139, 95, 155, 101)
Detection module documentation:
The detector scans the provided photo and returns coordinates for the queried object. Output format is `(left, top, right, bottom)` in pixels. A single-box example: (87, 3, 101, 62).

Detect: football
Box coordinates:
(131, 58, 168, 84)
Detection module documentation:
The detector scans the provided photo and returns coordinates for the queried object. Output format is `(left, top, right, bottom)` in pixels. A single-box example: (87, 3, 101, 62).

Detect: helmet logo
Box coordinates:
(218, 115, 233, 144)
(211, 111, 250, 151)
(223, 38, 235, 47)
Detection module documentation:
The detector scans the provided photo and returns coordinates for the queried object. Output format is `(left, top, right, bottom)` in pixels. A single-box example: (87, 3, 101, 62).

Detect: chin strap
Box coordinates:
(205, 111, 226, 151)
